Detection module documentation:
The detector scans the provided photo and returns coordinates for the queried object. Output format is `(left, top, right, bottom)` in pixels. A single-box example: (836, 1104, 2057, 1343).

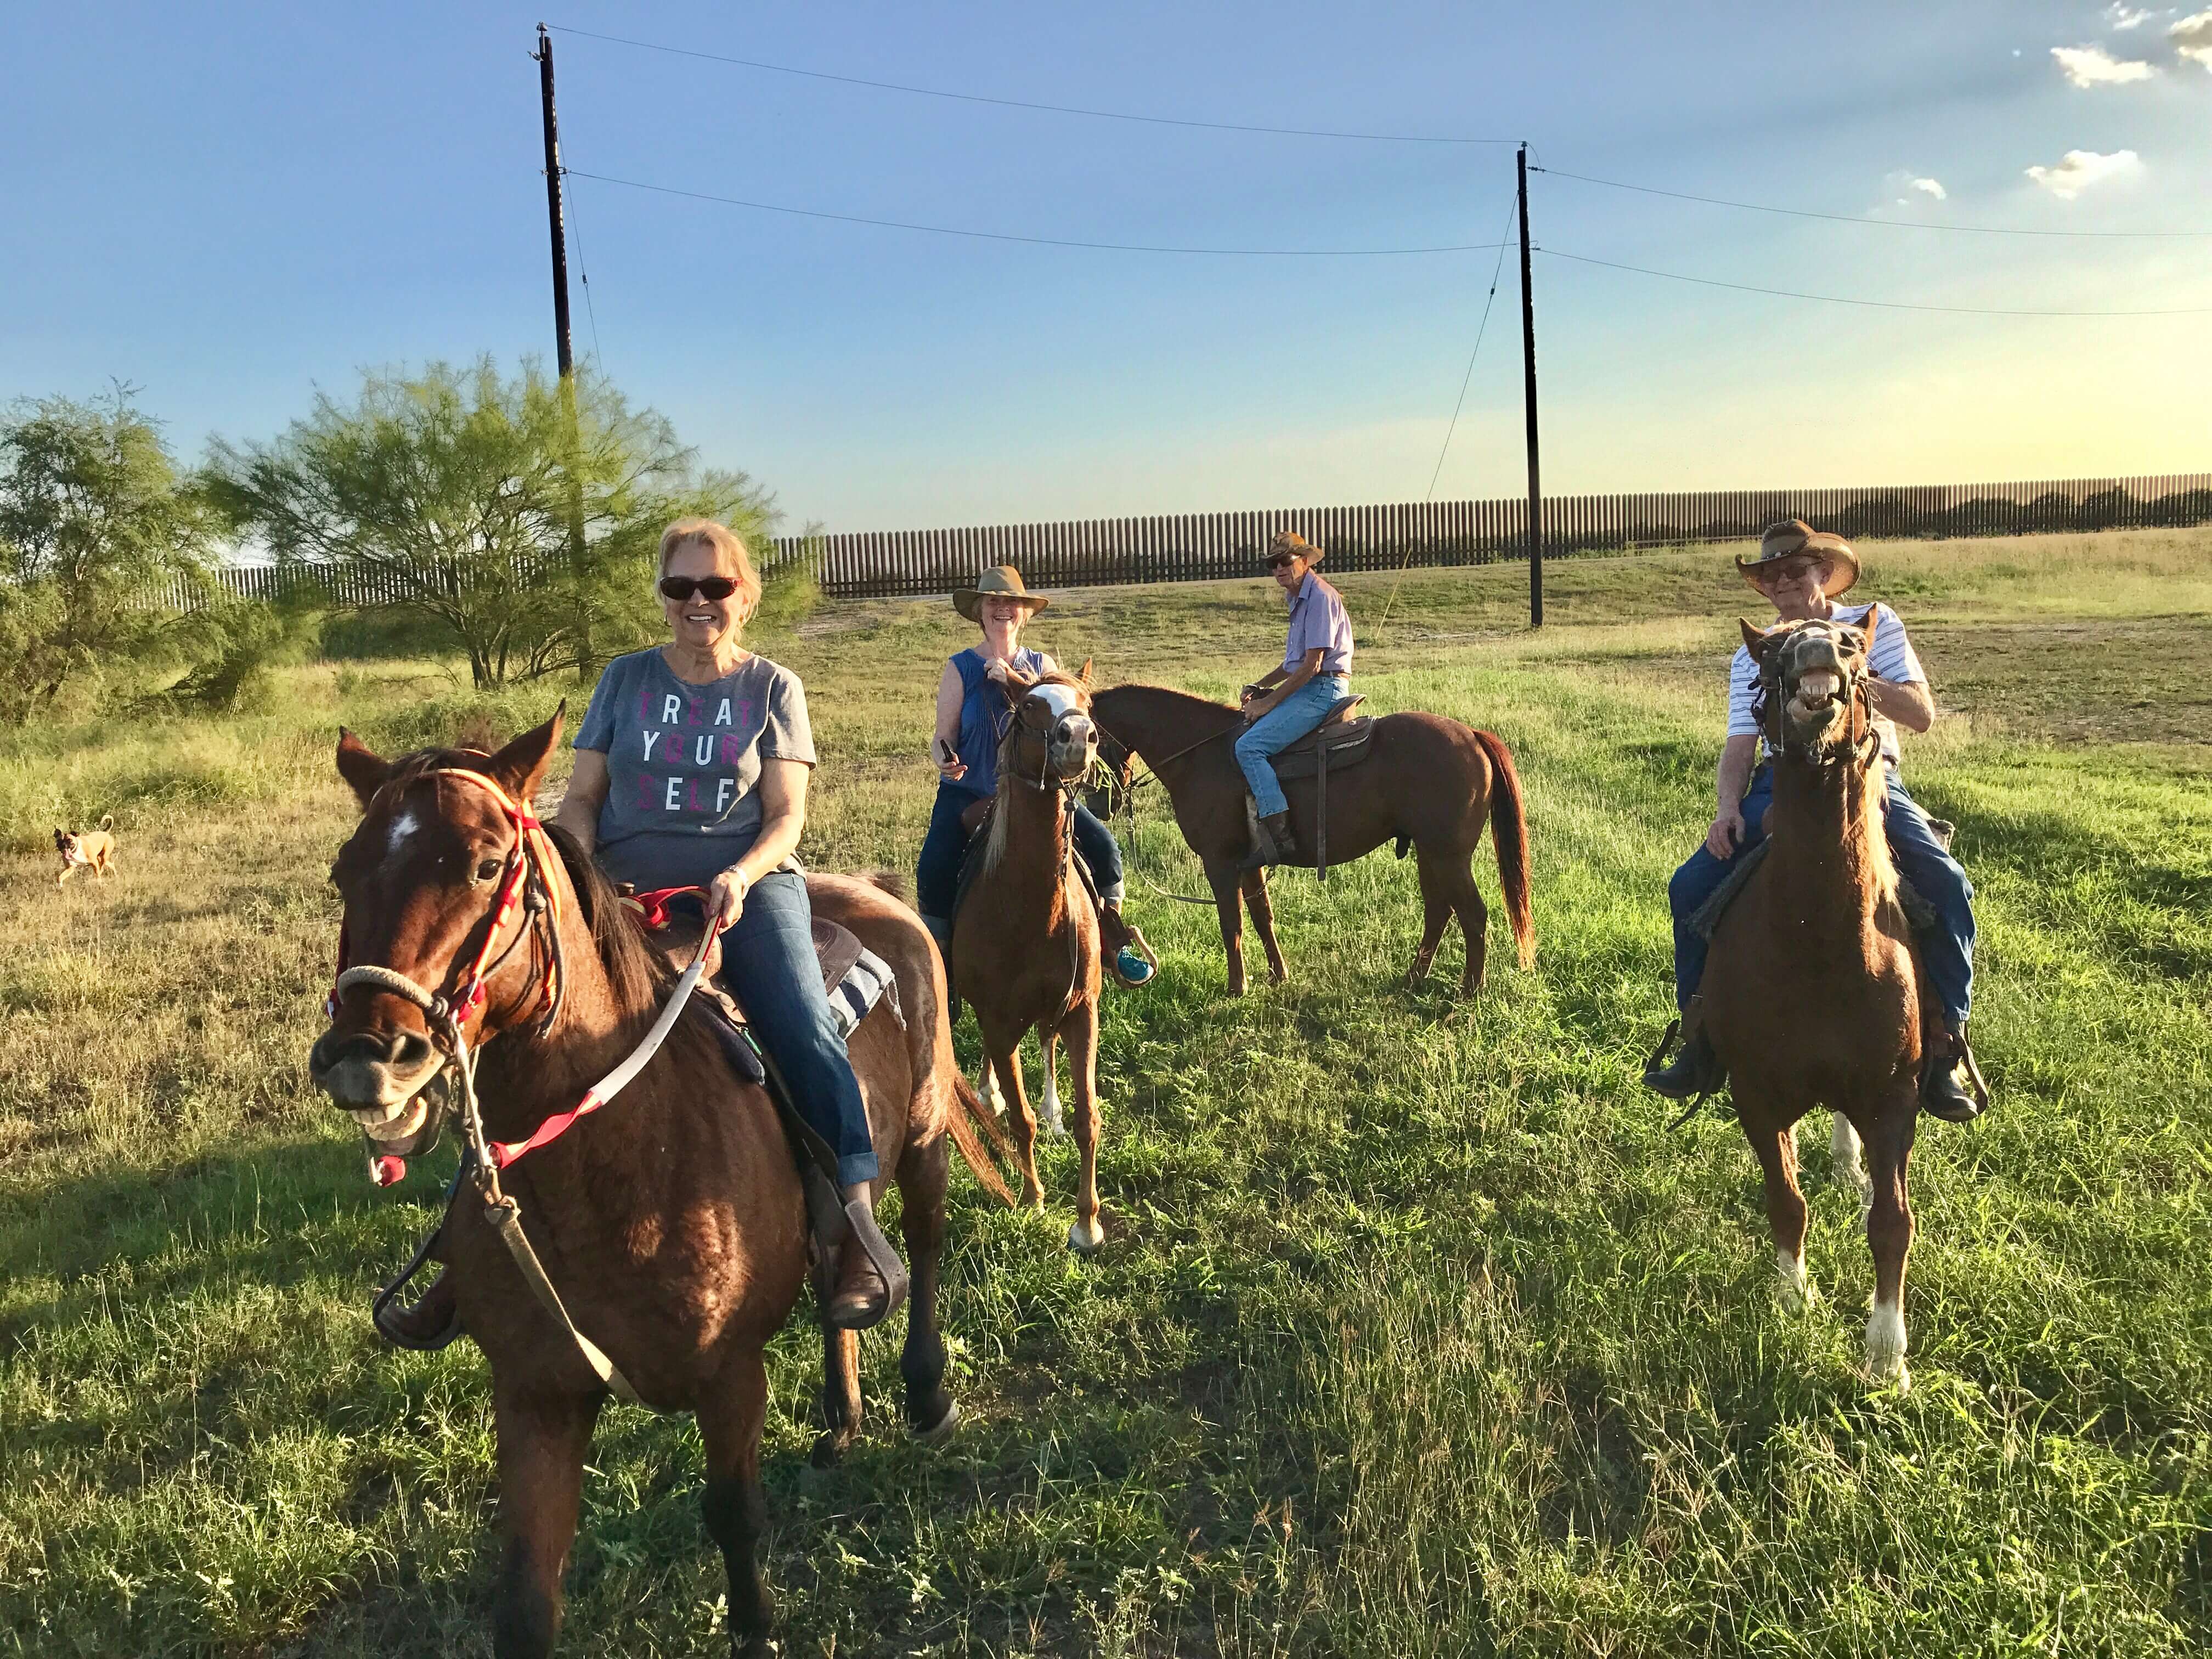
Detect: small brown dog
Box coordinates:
(55, 815, 117, 885)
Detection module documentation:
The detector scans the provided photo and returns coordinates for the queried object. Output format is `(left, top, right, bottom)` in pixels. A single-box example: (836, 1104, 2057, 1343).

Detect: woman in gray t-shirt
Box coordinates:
(562, 519, 901, 1331)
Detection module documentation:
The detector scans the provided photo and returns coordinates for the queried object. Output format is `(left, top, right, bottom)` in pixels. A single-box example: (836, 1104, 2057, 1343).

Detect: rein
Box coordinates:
(332, 765, 725, 1406)
(1107, 720, 1243, 908)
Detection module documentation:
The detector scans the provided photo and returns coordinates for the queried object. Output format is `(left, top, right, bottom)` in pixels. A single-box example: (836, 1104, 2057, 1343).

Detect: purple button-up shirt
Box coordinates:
(1283, 572, 1353, 677)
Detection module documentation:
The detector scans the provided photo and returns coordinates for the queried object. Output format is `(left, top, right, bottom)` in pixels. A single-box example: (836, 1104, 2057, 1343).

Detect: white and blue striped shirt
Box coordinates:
(1726, 601, 1926, 763)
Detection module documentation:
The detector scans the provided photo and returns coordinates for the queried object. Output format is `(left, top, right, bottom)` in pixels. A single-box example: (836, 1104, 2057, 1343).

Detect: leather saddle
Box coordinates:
(1257, 696, 1372, 881)
(1266, 696, 1373, 781)
(618, 887, 875, 1255)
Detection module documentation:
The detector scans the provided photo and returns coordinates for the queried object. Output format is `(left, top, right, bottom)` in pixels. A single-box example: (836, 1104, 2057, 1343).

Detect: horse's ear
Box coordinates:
(1078, 657, 1094, 687)
(1739, 618, 1774, 660)
(335, 728, 392, 810)
(1857, 605, 1880, 662)
(486, 702, 566, 806)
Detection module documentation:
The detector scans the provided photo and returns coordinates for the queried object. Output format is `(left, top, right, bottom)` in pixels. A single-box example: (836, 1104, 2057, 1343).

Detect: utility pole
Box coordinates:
(534, 24, 574, 376)
(534, 24, 592, 670)
(1516, 143, 1543, 628)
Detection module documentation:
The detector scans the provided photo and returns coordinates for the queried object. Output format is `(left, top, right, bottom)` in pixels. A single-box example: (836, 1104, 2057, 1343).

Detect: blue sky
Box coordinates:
(5, 2, 2207, 533)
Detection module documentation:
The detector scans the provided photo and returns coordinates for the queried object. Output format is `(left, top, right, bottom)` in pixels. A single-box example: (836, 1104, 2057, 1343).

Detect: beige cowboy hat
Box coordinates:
(952, 565, 1052, 622)
(1736, 519, 1860, 597)
(1265, 529, 1325, 566)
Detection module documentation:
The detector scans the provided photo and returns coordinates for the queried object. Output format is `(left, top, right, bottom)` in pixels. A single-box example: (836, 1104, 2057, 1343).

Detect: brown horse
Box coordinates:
(1089, 684, 1533, 997)
(949, 667, 1110, 1251)
(308, 714, 1007, 1655)
(1701, 614, 1926, 1389)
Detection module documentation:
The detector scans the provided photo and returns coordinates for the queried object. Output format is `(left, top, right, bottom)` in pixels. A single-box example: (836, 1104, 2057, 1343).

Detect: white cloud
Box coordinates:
(2173, 10, 2212, 70)
(2051, 43, 2156, 83)
(2104, 4, 2153, 29)
(1909, 177, 1948, 200)
(2023, 148, 2143, 198)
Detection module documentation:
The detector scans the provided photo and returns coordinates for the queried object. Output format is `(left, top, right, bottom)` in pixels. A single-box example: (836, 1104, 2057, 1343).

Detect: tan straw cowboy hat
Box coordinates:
(1737, 519, 1860, 597)
(1265, 529, 1325, 566)
(952, 565, 1052, 622)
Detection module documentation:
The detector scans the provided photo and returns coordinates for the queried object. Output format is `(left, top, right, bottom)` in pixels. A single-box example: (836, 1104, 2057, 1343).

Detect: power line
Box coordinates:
(562, 169, 608, 374)
(1425, 196, 1519, 500)
(1540, 247, 2212, 316)
(548, 24, 1519, 145)
(566, 169, 1511, 256)
(1531, 165, 2210, 238)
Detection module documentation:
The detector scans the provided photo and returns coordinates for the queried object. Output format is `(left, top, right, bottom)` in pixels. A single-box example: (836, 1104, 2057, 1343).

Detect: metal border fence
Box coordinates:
(172, 472, 2209, 608)
(772, 472, 2212, 599)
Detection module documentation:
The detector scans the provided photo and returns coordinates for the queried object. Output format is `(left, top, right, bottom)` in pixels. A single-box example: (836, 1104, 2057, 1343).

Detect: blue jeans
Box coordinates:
(1234, 675, 1351, 818)
(915, 781, 1125, 927)
(713, 871, 879, 1186)
(1667, 764, 1976, 1025)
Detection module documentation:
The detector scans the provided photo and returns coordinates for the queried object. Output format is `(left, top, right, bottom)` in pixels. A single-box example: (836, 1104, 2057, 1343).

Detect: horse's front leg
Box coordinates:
(698, 1348, 776, 1653)
(1204, 857, 1248, 996)
(812, 1310, 862, 1468)
(1242, 867, 1289, 984)
(1740, 1092, 1812, 1312)
(1059, 996, 1105, 1254)
(1861, 1096, 1917, 1390)
(489, 1385, 602, 1659)
(986, 1037, 1046, 1211)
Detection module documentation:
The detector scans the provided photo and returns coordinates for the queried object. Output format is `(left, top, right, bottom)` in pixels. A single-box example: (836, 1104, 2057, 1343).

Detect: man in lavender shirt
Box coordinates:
(1234, 531, 1355, 867)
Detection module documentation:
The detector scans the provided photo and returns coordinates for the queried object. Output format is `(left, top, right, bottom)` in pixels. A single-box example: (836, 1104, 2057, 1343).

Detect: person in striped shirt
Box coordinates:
(1645, 521, 1984, 1121)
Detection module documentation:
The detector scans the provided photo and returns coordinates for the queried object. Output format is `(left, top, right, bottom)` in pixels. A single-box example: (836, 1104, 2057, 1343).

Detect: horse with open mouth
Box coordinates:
(307, 711, 1007, 1657)
(1697, 613, 1938, 1389)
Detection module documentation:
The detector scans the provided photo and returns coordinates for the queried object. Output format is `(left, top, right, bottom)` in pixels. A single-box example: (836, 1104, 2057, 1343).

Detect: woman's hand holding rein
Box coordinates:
(708, 865, 752, 929)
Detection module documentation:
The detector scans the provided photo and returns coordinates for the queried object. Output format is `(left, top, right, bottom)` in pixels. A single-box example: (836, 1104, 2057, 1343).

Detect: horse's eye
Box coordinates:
(473, 856, 503, 884)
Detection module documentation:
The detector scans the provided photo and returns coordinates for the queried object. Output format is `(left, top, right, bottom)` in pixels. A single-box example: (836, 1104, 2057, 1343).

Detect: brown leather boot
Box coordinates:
(825, 1184, 910, 1331)
(1242, 810, 1295, 871)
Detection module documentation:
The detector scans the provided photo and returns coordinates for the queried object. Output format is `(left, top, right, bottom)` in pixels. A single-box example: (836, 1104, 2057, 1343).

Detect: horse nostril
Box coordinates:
(390, 1029, 435, 1071)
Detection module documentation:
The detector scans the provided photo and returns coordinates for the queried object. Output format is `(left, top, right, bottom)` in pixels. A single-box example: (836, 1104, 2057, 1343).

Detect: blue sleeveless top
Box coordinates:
(947, 646, 1046, 799)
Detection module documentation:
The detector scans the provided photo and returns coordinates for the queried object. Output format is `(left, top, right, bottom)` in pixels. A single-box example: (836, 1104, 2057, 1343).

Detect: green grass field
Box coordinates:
(4, 530, 2209, 1656)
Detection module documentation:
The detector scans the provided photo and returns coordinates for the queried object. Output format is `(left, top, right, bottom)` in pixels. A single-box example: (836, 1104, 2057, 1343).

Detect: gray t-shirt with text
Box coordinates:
(573, 647, 816, 892)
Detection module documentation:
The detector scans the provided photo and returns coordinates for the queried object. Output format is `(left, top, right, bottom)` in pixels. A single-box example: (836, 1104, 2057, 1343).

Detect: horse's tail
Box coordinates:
(861, 869, 911, 904)
(1471, 729, 1535, 969)
(945, 1070, 1018, 1207)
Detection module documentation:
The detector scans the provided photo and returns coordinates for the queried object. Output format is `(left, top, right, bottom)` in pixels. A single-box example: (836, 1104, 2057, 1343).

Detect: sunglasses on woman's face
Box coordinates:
(659, 575, 740, 602)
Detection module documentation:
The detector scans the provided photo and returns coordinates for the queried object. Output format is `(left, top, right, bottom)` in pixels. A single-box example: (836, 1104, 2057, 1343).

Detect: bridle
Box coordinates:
(328, 766, 569, 1190)
(1753, 623, 1881, 774)
(327, 764, 726, 1407)
(998, 687, 1099, 1019)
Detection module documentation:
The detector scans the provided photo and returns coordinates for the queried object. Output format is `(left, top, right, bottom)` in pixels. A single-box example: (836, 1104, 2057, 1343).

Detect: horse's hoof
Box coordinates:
(1775, 1250, 1815, 1313)
(909, 1398, 961, 1444)
(1067, 1216, 1105, 1254)
(1044, 1113, 1067, 1141)
(1865, 1302, 1909, 1390)
(809, 1429, 851, 1469)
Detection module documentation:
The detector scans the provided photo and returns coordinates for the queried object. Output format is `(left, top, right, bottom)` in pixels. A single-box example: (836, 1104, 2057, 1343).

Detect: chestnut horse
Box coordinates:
(1701, 614, 1927, 1389)
(949, 667, 1109, 1251)
(308, 714, 1007, 1656)
(1089, 684, 1533, 996)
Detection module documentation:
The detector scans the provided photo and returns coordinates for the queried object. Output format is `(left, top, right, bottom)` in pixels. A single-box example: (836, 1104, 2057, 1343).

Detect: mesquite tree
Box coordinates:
(206, 358, 776, 688)
(0, 387, 219, 722)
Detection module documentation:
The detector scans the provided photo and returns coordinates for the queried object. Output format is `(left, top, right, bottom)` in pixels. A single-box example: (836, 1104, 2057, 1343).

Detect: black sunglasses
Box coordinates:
(659, 575, 741, 602)
(1267, 554, 1299, 569)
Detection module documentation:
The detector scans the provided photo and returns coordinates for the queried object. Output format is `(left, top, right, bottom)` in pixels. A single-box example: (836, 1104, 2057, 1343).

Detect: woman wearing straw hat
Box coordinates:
(1234, 531, 1355, 868)
(917, 566, 1157, 988)
(1644, 520, 1984, 1121)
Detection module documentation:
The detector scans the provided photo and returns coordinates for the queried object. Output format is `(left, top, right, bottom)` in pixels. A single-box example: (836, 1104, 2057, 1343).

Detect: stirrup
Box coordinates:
(1920, 1030, 1990, 1124)
(826, 1198, 910, 1331)
(1109, 926, 1159, 988)
(1642, 1019, 1722, 1128)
